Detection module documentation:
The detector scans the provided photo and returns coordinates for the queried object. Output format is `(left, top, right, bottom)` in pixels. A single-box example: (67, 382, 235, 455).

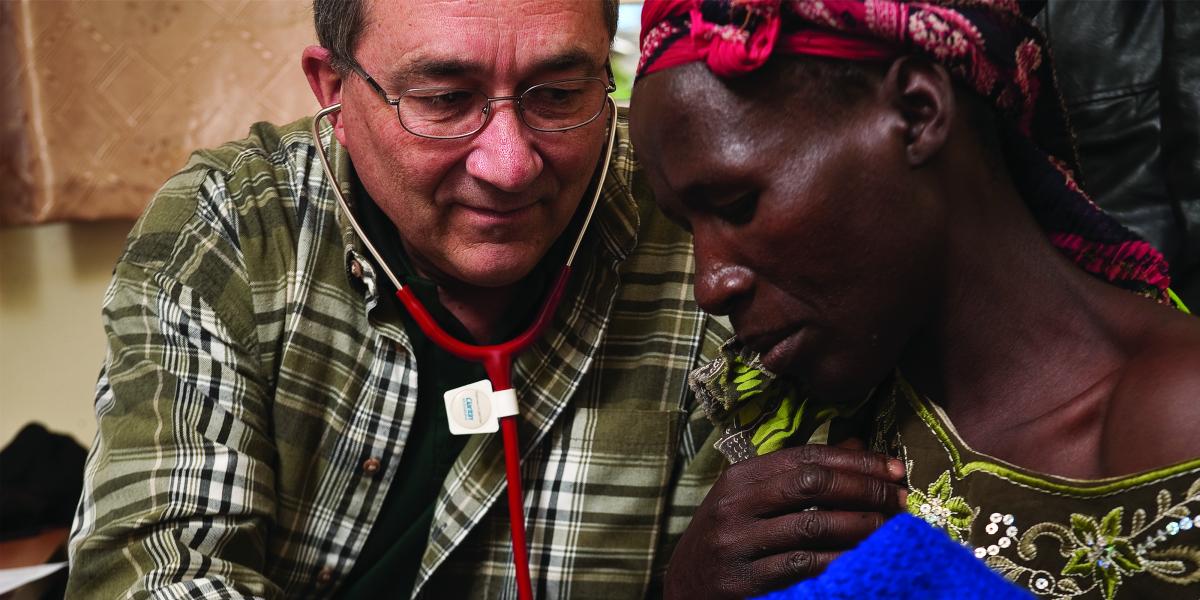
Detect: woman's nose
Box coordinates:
(693, 236, 754, 316)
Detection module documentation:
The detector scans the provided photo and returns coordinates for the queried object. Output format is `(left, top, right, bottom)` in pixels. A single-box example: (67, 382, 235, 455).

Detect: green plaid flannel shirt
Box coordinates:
(67, 113, 731, 599)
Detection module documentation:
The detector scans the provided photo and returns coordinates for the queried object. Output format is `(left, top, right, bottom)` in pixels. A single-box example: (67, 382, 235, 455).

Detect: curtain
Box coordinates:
(1, 0, 317, 225)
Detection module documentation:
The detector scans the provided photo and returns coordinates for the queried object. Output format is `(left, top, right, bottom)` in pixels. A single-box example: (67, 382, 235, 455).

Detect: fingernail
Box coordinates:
(888, 458, 906, 479)
(898, 488, 909, 508)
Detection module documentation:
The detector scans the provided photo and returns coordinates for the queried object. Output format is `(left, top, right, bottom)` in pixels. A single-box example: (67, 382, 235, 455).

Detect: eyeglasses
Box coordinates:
(346, 60, 616, 140)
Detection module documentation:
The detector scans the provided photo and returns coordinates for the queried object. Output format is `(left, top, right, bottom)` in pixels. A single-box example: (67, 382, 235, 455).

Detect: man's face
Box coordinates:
(337, 0, 611, 288)
(630, 62, 946, 405)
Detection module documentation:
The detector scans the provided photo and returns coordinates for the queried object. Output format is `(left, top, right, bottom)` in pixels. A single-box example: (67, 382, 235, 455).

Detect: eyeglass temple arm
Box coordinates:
(347, 60, 396, 103)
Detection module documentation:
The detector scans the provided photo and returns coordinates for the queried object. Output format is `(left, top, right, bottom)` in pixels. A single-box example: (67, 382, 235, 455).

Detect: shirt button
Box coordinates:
(316, 567, 335, 587)
(362, 457, 381, 475)
(348, 258, 363, 279)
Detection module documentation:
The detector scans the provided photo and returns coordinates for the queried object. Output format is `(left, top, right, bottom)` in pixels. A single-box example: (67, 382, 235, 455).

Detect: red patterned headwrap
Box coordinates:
(636, 0, 1174, 303)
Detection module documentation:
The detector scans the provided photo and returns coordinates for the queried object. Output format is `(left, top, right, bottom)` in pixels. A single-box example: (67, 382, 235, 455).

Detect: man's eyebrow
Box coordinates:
(385, 58, 482, 89)
(529, 48, 603, 76)
(383, 48, 603, 89)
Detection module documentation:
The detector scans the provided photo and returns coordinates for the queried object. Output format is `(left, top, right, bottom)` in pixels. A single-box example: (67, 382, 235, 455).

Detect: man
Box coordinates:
(630, 1, 1200, 598)
(67, 1, 731, 597)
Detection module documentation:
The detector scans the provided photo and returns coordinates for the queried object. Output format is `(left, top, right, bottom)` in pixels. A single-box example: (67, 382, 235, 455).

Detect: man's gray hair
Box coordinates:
(314, 0, 621, 73)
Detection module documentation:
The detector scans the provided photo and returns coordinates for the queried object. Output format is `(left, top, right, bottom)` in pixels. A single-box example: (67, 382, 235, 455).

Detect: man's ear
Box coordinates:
(301, 45, 347, 147)
(881, 56, 955, 167)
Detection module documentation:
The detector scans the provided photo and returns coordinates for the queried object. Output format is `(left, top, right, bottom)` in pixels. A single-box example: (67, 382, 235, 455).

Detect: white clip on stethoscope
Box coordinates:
(311, 95, 618, 600)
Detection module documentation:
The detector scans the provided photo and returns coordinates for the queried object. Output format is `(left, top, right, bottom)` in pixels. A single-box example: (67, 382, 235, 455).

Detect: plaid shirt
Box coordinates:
(68, 114, 731, 599)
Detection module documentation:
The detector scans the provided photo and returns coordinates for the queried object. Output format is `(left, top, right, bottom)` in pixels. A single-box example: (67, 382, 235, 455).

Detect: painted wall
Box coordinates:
(0, 220, 132, 448)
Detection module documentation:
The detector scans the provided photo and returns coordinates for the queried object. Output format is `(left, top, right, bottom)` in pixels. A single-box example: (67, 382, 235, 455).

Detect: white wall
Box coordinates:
(0, 220, 132, 448)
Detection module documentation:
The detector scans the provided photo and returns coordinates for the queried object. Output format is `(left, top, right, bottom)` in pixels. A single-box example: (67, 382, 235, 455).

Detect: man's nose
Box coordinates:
(692, 236, 753, 316)
(465, 101, 543, 192)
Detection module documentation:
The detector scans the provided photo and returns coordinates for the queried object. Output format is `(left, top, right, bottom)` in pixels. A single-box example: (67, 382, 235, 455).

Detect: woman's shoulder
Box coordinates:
(1103, 307, 1200, 474)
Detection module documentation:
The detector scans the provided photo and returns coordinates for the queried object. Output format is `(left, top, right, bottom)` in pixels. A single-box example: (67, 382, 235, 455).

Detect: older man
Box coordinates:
(66, 1, 731, 598)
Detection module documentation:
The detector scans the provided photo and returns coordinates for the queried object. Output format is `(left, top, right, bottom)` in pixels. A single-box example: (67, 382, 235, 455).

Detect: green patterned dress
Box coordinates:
(692, 344, 1200, 599)
(875, 377, 1200, 599)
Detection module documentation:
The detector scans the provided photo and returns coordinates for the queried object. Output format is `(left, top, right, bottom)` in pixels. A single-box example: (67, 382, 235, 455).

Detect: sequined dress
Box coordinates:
(875, 378, 1200, 599)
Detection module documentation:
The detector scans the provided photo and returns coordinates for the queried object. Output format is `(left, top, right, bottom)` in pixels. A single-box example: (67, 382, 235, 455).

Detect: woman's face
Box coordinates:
(630, 61, 947, 404)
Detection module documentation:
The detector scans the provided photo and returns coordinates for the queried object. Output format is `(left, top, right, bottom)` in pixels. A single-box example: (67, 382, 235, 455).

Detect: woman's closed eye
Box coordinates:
(709, 191, 759, 225)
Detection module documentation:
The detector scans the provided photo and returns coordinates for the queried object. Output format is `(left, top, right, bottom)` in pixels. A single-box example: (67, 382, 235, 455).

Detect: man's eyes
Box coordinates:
(526, 83, 586, 104)
(407, 90, 477, 107)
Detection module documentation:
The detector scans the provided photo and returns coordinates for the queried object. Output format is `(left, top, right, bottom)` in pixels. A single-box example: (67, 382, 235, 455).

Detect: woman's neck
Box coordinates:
(897, 171, 1151, 476)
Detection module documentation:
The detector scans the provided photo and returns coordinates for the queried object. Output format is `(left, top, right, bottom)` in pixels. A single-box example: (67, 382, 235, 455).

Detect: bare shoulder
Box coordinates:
(1103, 308, 1200, 474)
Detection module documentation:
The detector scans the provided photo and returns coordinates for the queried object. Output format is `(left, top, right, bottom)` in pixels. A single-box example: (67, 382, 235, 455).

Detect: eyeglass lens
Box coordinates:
(397, 79, 608, 138)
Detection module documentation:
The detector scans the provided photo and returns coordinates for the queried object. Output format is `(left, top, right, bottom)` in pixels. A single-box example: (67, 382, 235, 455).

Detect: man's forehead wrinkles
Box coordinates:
(383, 57, 481, 87)
(381, 48, 602, 89)
(533, 48, 603, 74)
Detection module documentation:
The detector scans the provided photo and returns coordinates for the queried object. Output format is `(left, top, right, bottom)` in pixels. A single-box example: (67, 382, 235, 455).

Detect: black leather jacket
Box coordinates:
(1036, 0, 1200, 302)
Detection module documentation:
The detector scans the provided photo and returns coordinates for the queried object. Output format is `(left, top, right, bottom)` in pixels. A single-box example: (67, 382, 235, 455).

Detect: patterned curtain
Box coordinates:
(1, 0, 317, 225)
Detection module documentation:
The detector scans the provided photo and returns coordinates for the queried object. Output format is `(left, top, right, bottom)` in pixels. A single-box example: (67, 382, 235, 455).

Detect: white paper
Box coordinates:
(0, 562, 67, 595)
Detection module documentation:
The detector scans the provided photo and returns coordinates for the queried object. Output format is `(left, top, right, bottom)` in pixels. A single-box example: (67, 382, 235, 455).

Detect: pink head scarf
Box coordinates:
(635, 0, 1174, 302)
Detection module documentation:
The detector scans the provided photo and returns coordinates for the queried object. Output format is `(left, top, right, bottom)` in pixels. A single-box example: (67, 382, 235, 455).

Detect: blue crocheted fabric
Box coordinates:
(756, 514, 1033, 599)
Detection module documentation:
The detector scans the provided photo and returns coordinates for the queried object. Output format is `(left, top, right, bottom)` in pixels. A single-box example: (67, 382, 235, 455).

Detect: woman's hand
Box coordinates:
(664, 441, 907, 599)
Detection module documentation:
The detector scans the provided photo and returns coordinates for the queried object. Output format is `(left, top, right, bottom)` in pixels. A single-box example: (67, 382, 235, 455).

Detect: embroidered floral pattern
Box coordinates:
(909, 477, 1200, 598)
(885, 380, 1200, 598)
(1059, 509, 1145, 598)
(974, 512, 1020, 560)
(986, 486, 1200, 599)
(906, 470, 976, 541)
(903, 454, 1200, 596)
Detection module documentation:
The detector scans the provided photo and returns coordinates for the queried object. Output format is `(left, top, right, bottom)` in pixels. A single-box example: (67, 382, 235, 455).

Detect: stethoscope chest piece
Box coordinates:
(443, 379, 519, 435)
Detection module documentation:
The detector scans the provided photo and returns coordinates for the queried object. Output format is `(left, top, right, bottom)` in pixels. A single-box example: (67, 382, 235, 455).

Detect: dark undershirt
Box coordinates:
(336, 185, 549, 599)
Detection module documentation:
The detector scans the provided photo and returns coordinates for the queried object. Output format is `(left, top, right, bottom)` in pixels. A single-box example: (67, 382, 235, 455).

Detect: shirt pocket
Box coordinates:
(529, 407, 685, 590)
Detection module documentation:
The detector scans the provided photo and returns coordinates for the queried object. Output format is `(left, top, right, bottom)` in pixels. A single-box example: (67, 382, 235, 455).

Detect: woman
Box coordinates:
(628, 1, 1200, 598)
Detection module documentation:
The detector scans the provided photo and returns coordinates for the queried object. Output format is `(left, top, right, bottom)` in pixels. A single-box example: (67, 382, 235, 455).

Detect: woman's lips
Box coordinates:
(744, 328, 805, 374)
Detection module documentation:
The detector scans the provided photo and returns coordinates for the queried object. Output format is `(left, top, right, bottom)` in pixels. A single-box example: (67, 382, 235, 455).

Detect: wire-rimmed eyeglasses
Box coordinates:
(345, 60, 616, 140)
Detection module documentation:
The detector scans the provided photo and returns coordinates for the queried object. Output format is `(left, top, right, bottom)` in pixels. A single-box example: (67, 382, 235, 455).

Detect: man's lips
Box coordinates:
(455, 201, 540, 225)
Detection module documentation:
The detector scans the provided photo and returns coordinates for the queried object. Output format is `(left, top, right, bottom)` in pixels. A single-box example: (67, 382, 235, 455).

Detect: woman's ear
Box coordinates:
(301, 45, 347, 146)
(881, 56, 956, 167)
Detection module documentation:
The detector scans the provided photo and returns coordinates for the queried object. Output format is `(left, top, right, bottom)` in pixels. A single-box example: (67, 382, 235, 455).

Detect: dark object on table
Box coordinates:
(0, 423, 87, 541)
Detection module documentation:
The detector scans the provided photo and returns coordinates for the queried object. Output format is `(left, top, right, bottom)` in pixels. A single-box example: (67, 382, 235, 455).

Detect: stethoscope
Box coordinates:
(310, 95, 618, 600)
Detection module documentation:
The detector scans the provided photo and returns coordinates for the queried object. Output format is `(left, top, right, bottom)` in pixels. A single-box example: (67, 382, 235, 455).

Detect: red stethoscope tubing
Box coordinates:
(394, 267, 571, 600)
(394, 267, 571, 387)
